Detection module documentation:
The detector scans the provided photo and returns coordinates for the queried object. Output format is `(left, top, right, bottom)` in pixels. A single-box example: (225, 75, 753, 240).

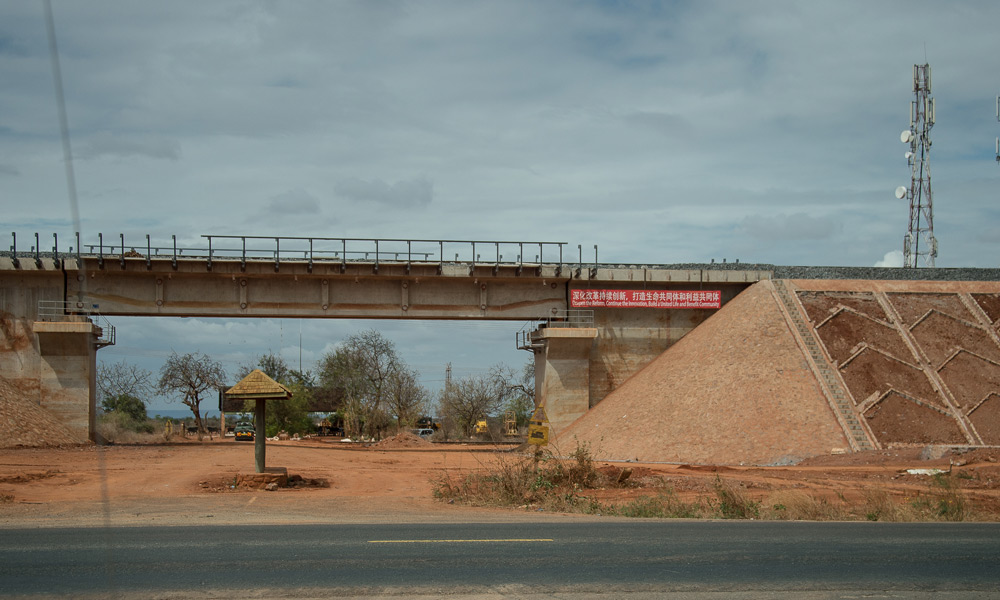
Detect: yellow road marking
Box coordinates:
(369, 538, 554, 544)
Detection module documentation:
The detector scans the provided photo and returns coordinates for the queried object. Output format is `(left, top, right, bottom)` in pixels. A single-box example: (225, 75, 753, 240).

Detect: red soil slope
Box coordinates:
(558, 280, 849, 465)
(562, 279, 1000, 466)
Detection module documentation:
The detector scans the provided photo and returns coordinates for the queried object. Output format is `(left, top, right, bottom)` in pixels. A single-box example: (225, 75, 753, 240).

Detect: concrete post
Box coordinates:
(254, 398, 266, 473)
(534, 327, 597, 436)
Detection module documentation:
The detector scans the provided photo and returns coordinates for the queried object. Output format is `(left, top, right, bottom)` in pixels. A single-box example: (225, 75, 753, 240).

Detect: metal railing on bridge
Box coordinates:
(516, 309, 594, 351)
(6, 232, 582, 275)
(36, 300, 116, 348)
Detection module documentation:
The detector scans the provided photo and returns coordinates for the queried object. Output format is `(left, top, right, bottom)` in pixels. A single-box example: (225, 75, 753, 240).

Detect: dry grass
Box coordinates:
(434, 446, 990, 521)
(761, 489, 849, 521)
(96, 414, 162, 445)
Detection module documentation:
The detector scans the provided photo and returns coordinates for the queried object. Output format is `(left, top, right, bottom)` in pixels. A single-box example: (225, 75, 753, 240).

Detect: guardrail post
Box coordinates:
(274, 237, 280, 272)
(207, 236, 213, 271)
(145, 234, 151, 270)
(98, 233, 104, 269)
(171, 235, 177, 270)
(119, 233, 126, 269)
(438, 241, 444, 275)
(241, 237, 246, 272)
(373, 240, 379, 274)
(308, 238, 313, 273)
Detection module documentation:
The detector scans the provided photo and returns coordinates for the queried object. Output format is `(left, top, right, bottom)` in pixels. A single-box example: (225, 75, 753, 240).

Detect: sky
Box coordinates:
(3, 1, 1000, 412)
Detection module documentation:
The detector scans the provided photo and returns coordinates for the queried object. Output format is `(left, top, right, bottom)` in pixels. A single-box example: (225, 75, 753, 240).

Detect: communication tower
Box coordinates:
(897, 63, 937, 268)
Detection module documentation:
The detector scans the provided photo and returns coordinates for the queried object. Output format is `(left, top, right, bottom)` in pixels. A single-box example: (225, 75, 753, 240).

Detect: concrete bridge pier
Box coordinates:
(1, 261, 108, 442)
(32, 320, 101, 442)
(532, 327, 598, 436)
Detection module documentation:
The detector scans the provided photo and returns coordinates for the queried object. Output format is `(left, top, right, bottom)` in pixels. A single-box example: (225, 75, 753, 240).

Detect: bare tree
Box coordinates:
(386, 367, 428, 430)
(97, 359, 154, 404)
(158, 352, 227, 435)
(502, 361, 536, 428)
(440, 366, 512, 437)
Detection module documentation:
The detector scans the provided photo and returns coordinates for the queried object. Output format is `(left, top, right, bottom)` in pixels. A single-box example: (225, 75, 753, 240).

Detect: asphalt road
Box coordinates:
(2, 521, 999, 598)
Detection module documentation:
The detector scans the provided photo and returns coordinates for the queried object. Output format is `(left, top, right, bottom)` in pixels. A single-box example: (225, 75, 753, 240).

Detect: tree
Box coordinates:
(386, 367, 429, 430)
(439, 364, 514, 437)
(317, 329, 403, 440)
(101, 393, 148, 422)
(502, 361, 536, 428)
(97, 360, 153, 405)
(97, 360, 154, 430)
(237, 352, 314, 435)
(237, 352, 291, 384)
(158, 352, 227, 435)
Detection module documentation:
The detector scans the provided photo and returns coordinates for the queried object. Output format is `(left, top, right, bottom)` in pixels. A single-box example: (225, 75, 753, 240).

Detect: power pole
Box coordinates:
(897, 63, 937, 268)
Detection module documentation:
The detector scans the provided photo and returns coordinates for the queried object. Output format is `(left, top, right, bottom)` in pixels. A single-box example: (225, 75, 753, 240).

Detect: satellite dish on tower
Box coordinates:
(900, 130, 914, 143)
(894, 186, 907, 199)
(904, 151, 913, 160)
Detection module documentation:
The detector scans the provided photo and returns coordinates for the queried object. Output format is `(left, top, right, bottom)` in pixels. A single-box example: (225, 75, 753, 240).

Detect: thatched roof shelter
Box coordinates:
(225, 369, 292, 473)
(225, 369, 292, 401)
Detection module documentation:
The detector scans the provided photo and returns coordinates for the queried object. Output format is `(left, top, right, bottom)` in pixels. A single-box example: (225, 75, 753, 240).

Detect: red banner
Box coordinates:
(570, 289, 721, 309)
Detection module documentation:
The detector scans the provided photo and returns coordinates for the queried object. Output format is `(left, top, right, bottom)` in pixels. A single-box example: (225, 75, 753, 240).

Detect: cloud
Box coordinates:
(263, 189, 321, 217)
(738, 213, 842, 242)
(76, 132, 181, 160)
(334, 176, 433, 208)
(0, 164, 18, 176)
(874, 250, 904, 268)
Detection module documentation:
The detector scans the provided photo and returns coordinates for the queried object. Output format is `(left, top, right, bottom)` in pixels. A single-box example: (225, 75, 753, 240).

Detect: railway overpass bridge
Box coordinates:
(1, 233, 768, 440)
(4, 233, 997, 442)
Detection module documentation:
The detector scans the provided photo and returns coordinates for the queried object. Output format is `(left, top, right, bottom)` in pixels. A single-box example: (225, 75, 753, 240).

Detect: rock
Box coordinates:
(919, 445, 950, 461)
(265, 482, 278, 491)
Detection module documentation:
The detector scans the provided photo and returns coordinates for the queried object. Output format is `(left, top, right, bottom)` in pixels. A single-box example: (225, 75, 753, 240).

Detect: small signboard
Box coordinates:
(528, 406, 549, 446)
(570, 289, 721, 309)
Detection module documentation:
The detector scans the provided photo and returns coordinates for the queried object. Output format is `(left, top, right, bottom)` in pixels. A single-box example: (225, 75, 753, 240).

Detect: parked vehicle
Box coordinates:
(234, 421, 254, 442)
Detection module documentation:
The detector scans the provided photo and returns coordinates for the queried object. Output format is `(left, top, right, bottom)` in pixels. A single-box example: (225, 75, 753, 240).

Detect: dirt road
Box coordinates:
(2, 437, 999, 527)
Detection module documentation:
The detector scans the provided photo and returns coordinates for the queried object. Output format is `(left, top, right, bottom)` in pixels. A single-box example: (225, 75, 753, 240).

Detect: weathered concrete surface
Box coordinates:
(65, 257, 570, 320)
(534, 328, 598, 436)
(0, 267, 64, 406)
(33, 321, 100, 442)
(584, 282, 752, 409)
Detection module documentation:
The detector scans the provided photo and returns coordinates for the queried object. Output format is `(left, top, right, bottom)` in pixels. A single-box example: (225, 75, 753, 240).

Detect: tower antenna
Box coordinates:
(898, 63, 937, 268)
